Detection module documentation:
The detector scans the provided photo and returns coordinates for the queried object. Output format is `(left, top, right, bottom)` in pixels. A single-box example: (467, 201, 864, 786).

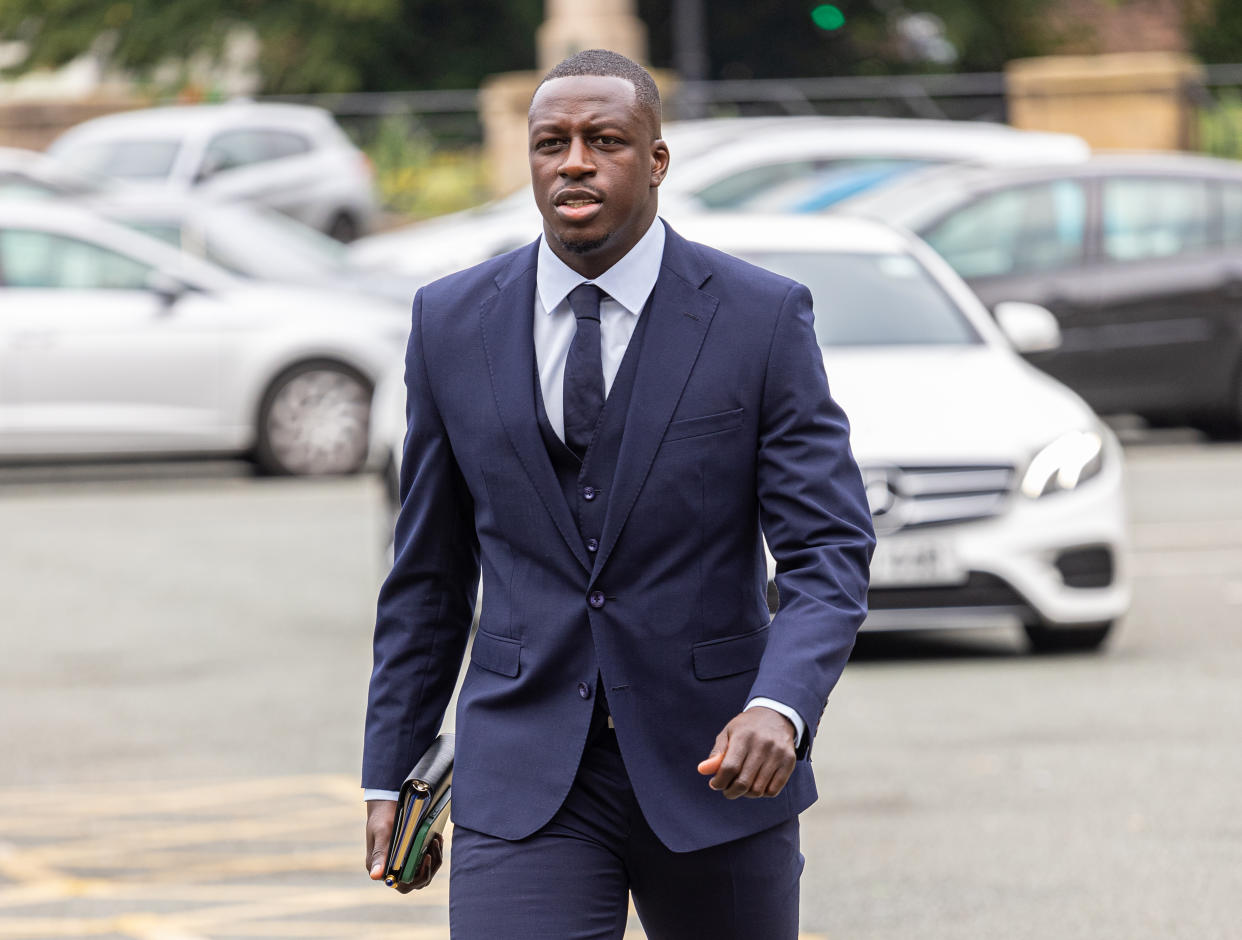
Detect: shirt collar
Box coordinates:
(536, 217, 666, 317)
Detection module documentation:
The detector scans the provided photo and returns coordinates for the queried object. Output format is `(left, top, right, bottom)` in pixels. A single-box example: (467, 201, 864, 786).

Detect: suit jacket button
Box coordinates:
(585, 538, 599, 552)
(589, 590, 606, 609)
(582, 486, 596, 501)
(578, 681, 592, 700)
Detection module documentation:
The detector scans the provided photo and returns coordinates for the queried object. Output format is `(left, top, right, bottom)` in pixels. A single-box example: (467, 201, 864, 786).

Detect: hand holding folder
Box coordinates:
(368, 733, 454, 891)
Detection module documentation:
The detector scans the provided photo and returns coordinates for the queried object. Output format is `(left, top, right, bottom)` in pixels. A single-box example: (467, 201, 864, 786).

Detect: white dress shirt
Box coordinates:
(364, 219, 802, 802)
(533, 214, 666, 439)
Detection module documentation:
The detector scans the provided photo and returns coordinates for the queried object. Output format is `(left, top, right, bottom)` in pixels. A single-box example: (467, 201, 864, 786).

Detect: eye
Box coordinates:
(595, 136, 623, 146)
(534, 137, 565, 151)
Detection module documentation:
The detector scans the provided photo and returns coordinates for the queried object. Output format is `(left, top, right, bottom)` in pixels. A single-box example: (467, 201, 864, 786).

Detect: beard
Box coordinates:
(556, 230, 610, 255)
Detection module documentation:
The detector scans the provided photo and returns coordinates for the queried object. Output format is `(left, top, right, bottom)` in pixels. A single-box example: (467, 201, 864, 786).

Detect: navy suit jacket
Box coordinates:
(364, 223, 875, 852)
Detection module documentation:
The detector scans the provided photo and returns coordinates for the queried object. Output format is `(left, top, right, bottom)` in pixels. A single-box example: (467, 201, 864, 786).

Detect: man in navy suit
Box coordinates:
(363, 49, 874, 938)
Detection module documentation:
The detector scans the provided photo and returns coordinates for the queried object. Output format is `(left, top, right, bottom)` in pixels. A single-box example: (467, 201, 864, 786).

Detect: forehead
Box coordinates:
(529, 75, 640, 128)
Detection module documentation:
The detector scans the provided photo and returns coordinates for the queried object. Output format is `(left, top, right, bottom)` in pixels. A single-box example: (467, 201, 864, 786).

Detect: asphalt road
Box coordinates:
(0, 437, 1238, 939)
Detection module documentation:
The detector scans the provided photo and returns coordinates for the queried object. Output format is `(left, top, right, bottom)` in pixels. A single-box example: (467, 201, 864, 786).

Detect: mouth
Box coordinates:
(553, 189, 604, 223)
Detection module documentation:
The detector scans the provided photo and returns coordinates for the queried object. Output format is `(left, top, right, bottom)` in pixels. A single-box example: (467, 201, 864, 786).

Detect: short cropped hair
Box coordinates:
(534, 48, 662, 133)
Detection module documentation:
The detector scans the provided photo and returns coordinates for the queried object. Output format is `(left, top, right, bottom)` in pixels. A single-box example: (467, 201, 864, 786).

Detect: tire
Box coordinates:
(327, 211, 360, 243)
(1023, 620, 1114, 654)
(254, 361, 372, 476)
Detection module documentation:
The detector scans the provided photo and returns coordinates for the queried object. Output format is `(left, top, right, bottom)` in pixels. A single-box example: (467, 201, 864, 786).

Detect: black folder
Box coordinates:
(383, 733, 454, 887)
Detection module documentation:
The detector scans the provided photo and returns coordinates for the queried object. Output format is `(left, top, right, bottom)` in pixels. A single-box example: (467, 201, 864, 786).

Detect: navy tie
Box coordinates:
(564, 283, 606, 459)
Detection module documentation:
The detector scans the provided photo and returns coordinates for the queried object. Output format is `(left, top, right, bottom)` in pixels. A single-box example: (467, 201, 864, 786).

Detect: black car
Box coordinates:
(836, 153, 1242, 434)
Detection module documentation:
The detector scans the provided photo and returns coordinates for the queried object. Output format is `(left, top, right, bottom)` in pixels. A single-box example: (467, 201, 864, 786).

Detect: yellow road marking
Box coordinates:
(0, 775, 826, 940)
(0, 775, 352, 818)
(17, 806, 355, 864)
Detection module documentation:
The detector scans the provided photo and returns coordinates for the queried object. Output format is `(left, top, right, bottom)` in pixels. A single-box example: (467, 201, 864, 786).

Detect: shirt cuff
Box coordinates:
(363, 788, 401, 802)
(745, 697, 805, 747)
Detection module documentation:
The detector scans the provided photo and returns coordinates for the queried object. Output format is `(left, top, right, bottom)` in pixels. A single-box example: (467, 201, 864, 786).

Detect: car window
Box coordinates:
(0, 229, 154, 289)
(1101, 177, 1212, 262)
(202, 130, 269, 174)
(202, 129, 312, 177)
(1219, 182, 1242, 244)
(261, 130, 312, 160)
(59, 139, 181, 180)
(739, 250, 982, 346)
(922, 180, 1087, 279)
(735, 159, 933, 213)
(126, 222, 185, 249)
(693, 160, 827, 210)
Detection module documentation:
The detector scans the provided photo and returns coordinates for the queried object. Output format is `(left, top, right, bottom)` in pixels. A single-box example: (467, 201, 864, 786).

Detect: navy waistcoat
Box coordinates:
(534, 296, 654, 569)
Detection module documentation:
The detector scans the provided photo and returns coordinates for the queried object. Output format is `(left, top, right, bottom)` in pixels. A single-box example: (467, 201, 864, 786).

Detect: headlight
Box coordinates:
(1020, 429, 1104, 498)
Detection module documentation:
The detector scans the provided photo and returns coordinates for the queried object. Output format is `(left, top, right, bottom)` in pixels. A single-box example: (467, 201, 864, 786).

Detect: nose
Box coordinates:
(558, 136, 595, 178)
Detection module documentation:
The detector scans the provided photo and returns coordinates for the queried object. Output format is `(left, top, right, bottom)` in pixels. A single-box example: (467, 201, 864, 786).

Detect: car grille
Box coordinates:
(862, 464, 1016, 536)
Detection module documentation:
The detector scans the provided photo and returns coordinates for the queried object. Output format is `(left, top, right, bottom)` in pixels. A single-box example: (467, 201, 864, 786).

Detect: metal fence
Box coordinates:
(166, 65, 1242, 160)
(258, 70, 1015, 150)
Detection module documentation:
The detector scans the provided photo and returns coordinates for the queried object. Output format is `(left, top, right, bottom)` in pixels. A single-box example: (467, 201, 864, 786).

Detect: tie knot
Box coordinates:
(568, 283, 604, 322)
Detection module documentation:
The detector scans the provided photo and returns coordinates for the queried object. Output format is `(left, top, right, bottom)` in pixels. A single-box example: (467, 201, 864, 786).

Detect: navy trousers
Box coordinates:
(449, 727, 803, 939)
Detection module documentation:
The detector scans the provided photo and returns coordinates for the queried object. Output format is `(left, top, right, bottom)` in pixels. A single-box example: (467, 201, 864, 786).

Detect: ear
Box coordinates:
(650, 138, 670, 188)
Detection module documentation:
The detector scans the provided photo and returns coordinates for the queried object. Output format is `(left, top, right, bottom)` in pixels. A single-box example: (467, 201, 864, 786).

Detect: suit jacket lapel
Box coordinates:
(591, 227, 719, 582)
(481, 244, 591, 574)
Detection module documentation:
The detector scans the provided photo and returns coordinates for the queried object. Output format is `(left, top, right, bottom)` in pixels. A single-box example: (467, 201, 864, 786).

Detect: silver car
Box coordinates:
(0, 203, 406, 475)
(48, 102, 379, 241)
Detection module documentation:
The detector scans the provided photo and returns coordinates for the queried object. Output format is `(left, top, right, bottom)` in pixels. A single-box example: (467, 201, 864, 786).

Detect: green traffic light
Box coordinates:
(811, 4, 846, 30)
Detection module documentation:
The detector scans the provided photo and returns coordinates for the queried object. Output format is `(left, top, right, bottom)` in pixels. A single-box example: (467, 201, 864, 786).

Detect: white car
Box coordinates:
(348, 116, 1088, 280)
(0, 203, 407, 475)
(0, 146, 113, 200)
(48, 102, 379, 241)
(79, 191, 424, 307)
(371, 214, 1128, 652)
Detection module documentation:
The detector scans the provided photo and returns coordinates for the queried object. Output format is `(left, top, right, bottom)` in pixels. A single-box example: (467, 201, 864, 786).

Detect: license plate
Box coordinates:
(870, 535, 966, 587)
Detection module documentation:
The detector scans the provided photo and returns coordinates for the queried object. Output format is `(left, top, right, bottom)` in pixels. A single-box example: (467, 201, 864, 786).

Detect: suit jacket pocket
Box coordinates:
(663, 407, 744, 443)
(692, 624, 770, 679)
(471, 629, 521, 677)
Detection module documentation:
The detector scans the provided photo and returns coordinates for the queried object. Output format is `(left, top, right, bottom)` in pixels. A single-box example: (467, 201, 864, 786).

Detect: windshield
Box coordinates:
(202, 205, 348, 279)
(741, 160, 932, 213)
(60, 139, 182, 180)
(739, 251, 982, 347)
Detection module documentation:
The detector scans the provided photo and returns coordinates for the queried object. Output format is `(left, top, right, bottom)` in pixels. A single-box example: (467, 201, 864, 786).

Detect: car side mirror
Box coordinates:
(994, 301, 1062, 354)
(146, 270, 187, 309)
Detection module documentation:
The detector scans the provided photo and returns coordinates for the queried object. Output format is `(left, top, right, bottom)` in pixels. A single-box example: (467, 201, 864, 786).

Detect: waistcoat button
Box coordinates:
(578, 681, 591, 700)
(585, 538, 599, 552)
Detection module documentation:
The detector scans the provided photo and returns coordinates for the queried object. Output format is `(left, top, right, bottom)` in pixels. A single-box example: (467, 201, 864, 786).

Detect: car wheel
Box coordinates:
(1023, 620, 1114, 654)
(327, 212, 360, 243)
(255, 361, 372, 476)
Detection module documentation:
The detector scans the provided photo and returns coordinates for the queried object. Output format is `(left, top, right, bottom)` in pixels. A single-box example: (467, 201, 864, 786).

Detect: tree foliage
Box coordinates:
(1190, 0, 1242, 62)
(640, 0, 1074, 80)
(0, 0, 541, 94)
(5, 0, 1237, 96)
